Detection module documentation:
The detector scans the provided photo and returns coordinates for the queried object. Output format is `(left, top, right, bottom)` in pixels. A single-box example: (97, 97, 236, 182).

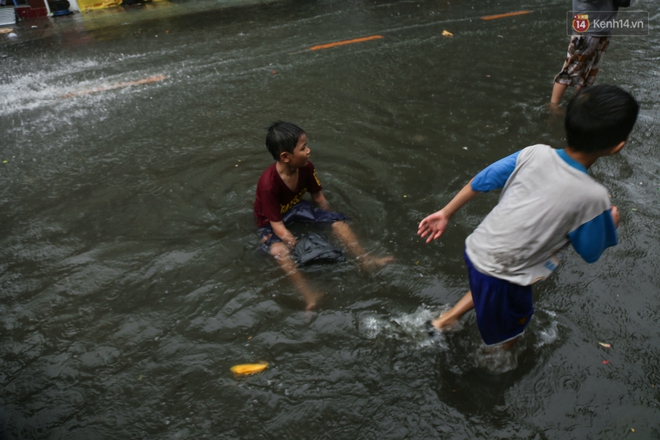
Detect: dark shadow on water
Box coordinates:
(0, 410, 9, 440)
(437, 350, 535, 426)
(435, 311, 562, 425)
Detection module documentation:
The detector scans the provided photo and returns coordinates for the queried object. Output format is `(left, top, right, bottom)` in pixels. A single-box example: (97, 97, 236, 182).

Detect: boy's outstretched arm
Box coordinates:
(418, 179, 480, 243)
(419, 150, 521, 243)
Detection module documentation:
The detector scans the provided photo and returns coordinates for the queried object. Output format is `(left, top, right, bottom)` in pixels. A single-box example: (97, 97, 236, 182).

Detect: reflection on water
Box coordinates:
(1, 0, 660, 438)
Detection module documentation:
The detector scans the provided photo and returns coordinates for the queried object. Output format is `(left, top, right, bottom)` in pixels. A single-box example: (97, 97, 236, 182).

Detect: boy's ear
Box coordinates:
(608, 140, 626, 155)
(279, 151, 290, 163)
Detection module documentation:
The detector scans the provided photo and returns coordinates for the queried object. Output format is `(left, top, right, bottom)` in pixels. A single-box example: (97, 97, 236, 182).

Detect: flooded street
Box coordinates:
(1, 0, 659, 438)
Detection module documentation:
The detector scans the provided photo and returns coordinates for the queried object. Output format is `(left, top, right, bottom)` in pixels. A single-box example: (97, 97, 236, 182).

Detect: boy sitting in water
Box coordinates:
(255, 121, 392, 310)
(418, 84, 639, 349)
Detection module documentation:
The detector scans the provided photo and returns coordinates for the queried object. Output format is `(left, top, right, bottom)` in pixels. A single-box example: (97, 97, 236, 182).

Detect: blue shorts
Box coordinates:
(465, 250, 534, 346)
(259, 200, 348, 253)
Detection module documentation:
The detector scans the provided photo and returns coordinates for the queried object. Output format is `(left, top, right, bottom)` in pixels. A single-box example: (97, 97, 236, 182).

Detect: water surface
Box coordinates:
(1, 0, 659, 438)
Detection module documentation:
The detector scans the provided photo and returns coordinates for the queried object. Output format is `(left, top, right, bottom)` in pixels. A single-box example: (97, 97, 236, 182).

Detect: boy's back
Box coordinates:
(467, 144, 614, 285)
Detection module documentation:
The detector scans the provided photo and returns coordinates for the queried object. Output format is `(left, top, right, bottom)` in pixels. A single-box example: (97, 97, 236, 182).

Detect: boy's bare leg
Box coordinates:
(500, 337, 519, 350)
(270, 242, 322, 310)
(551, 82, 568, 105)
(331, 221, 394, 269)
(431, 291, 474, 330)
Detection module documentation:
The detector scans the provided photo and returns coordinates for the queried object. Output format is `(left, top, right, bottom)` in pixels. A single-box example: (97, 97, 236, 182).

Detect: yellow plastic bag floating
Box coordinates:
(231, 362, 268, 376)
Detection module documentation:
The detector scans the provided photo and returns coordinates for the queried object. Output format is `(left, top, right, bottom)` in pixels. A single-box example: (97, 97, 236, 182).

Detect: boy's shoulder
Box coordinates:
(515, 144, 608, 199)
(517, 144, 571, 169)
(260, 161, 278, 174)
(256, 161, 320, 192)
(519, 143, 553, 157)
(256, 162, 278, 187)
(509, 144, 556, 171)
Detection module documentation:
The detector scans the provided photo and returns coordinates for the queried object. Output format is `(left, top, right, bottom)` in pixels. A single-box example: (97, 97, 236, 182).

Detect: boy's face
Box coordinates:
(283, 133, 311, 168)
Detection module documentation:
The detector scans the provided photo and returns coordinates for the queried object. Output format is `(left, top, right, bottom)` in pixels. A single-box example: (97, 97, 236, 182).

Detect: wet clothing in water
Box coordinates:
(466, 144, 617, 286)
(258, 200, 347, 253)
(255, 160, 348, 261)
(254, 161, 323, 228)
(292, 232, 346, 266)
(465, 144, 617, 345)
(465, 250, 534, 346)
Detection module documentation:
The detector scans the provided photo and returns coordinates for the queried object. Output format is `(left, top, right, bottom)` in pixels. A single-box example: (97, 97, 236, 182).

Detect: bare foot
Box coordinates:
(427, 292, 473, 336)
(431, 312, 461, 331)
(304, 291, 323, 311)
(359, 255, 395, 271)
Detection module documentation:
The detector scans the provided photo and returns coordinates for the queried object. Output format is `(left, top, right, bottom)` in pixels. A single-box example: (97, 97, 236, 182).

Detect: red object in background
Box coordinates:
(15, 0, 48, 20)
(16, 6, 48, 19)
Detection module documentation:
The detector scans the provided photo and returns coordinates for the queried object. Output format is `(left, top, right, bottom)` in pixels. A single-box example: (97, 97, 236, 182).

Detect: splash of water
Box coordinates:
(361, 305, 453, 349)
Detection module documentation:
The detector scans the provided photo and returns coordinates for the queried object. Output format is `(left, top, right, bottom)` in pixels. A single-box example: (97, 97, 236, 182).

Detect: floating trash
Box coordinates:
(231, 362, 268, 376)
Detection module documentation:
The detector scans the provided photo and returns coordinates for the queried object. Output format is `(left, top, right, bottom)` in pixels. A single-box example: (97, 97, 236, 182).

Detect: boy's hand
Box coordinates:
(418, 210, 451, 243)
(270, 221, 297, 248)
(312, 191, 330, 211)
(610, 206, 620, 228)
(418, 179, 479, 243)
(283, 235, 297, 248)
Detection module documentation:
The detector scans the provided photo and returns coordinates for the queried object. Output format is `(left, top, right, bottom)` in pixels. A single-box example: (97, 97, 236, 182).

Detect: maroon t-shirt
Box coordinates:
(254, 161, 323, 228)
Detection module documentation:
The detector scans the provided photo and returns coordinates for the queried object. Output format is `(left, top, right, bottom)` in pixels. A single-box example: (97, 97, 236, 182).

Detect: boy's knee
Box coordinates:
(331, 220, 347, 231)
(269, 242, 290, 259)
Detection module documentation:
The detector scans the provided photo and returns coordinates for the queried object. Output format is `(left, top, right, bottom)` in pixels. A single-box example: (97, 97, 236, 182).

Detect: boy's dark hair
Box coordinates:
(565, 84, 639, 153)
(266, 121, 306, 161)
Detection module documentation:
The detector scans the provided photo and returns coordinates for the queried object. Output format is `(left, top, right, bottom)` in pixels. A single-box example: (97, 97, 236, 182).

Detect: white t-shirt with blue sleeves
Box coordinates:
(466, 144, 617, 285)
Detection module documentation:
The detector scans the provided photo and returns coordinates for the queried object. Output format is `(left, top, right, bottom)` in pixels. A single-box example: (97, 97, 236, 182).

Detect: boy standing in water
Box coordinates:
(255, 121, 392, 310)
(419, 85, 638, 348)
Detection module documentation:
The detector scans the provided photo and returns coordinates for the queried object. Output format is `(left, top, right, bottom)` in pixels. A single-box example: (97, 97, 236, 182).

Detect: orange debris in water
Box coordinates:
(481, 10, 531, 21)
(309, 35, 383, 51)
(231, 362, 268, 376)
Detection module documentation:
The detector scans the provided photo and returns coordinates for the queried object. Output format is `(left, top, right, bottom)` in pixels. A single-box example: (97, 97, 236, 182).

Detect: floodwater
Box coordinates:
(1, 0, 659, 438)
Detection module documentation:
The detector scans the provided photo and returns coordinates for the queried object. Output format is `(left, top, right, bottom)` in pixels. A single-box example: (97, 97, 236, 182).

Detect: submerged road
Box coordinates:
(1, 0, 659, 438)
